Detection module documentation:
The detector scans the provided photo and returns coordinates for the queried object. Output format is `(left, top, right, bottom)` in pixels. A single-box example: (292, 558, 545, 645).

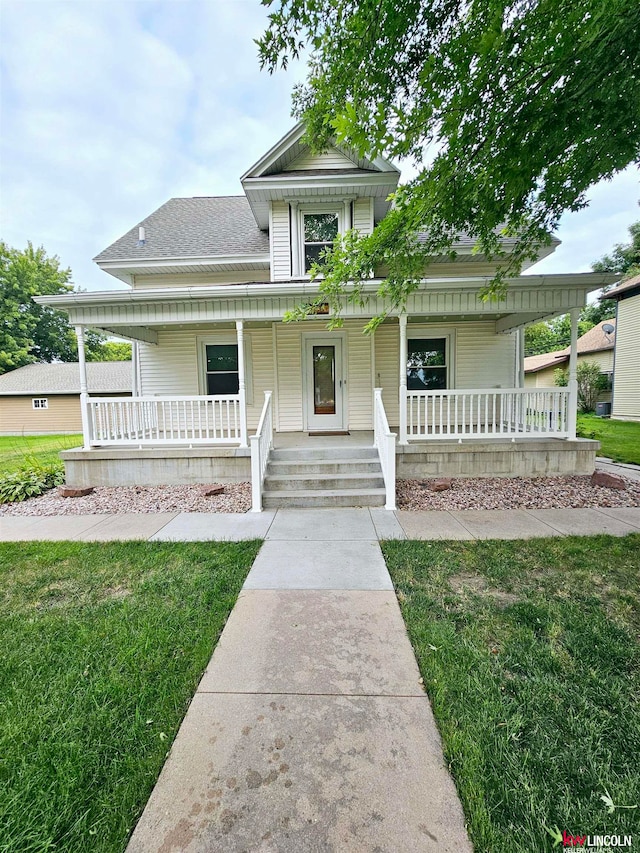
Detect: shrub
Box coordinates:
(0, 462, 65, 504)
(554, 361, 610, 413)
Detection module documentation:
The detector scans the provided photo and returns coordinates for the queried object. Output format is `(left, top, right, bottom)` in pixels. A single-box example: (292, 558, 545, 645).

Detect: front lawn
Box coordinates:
(384, 535, 640, 853)
(577, 414, 640, 465)
(0, 434, 82, 474)
(0, 540, 260, 853)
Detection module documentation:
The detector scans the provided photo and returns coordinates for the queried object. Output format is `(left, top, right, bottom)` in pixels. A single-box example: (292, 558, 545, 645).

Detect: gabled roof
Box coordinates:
(240, 122, 399, 180)
(524, 351, 567, 373)
(604, 272, 640, 299)
(94, 197, 270, 264)
(0, 362, 132, 396)
(555, 319, 616, 357)
(524, 319, 616, 373)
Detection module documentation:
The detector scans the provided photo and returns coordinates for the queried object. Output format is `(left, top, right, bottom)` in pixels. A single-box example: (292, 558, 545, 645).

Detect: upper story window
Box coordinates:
(407, 338, 448, 390)
(32, 398, 49, 409)
(303, 212, 339, 272)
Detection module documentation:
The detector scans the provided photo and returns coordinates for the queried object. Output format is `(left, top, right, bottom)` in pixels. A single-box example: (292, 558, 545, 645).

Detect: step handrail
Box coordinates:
(373, 388, 396, 510)
(250, 391, 273, 512)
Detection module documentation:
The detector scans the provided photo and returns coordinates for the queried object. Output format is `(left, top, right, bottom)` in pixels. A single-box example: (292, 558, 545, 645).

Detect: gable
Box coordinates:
(282, 145, 361, 172)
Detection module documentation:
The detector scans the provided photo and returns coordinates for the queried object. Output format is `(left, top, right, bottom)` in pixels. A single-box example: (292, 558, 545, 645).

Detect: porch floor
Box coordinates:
(273, 430, 374, 448)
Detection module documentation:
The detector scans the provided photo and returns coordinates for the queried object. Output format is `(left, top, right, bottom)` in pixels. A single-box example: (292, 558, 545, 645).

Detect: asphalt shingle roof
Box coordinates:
(0, 363, 132, 395)
(524, 320, 616, 373)
(94, 197, 270, 263)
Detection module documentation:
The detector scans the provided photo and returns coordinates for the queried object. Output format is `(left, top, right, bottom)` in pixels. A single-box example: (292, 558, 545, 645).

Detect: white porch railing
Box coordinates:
(87, 395, 244, 446)
(250, 391, 273, 512)
(405, 388, 570, 440)
(373, 388, 396, 510)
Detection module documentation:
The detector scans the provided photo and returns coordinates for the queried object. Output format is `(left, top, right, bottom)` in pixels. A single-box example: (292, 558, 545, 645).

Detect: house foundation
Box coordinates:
(60, 437, 599, 488)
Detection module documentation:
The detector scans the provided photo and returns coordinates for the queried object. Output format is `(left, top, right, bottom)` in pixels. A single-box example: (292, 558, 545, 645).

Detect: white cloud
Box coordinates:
(0, 0, 636, 296)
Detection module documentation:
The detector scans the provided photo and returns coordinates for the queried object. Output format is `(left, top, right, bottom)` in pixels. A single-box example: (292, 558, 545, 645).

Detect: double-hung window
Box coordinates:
(303, 212, 339, 272)
(204, 344, 239, 395)
(407, 338, 448, 390)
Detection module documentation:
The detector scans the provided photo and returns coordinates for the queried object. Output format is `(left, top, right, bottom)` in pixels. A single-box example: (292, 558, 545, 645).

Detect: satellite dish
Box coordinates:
(602, 323, 615, 335)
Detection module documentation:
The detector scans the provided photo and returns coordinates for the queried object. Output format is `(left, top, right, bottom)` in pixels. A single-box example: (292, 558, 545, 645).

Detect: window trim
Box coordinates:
(406, 328, 455, 391)
(32, 398, 49, 410)
(297, 204, 344, 278)
(197, 335, 253, 405)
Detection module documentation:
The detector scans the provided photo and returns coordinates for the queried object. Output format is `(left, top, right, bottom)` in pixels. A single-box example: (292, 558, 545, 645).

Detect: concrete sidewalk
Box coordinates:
(1, 505, 639, 542)
(126, 509, 472, 852)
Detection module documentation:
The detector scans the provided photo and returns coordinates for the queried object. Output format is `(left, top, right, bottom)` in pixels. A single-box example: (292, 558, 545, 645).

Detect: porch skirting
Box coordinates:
(60, 438, 599, 488)
(60, 446, 251, 488)
(396, 438, 599, 480)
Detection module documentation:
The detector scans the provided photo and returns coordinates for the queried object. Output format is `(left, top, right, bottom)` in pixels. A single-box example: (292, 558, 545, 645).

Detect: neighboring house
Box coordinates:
(524, 319, 616, 404)
(35, 123, 616, 508)
(604, 274, 640, 422)
(0, 362, 132, 436)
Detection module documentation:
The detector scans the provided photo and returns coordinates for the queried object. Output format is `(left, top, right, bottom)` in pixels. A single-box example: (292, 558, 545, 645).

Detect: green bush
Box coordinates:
(0, 462, 65, 504)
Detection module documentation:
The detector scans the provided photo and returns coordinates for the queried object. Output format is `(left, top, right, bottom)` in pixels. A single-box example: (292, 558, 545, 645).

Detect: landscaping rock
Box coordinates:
(421, 478, 452, 492)
(202, 484, 225, 496)
(58, 486, 94, 498)
(591, 470, 627, 490)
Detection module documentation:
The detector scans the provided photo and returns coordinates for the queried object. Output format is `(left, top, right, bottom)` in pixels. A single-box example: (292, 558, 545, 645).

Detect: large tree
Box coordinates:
(0, 242, 108, 374)
(592, 219, 640, 278)
(259, 0, 640, 328)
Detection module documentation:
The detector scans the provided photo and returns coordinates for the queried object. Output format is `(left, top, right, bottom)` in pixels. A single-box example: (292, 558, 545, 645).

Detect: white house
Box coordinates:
(36, 123, 614, 509)
(604, 274, 640, 422)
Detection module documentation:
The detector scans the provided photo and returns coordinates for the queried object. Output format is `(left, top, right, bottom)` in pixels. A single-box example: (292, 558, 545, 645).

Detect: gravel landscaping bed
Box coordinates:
(1, 475, 639, 516)
(397, 475, 640, 511)
(0, 483, 252, 516)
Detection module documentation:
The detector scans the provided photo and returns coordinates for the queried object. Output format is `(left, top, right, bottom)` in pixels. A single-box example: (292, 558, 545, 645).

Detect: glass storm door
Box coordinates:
(305, 337, 345, 431)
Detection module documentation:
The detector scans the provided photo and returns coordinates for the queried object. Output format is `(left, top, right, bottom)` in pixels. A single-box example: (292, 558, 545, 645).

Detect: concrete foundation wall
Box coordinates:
(397, 438, 599, 479)
(62, 438, 599, 488)
(61, 446, 251, 488)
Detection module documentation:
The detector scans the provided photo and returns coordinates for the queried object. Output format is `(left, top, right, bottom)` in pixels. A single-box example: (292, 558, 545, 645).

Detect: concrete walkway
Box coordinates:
(2, 505, 640, 542)
(2, 506, 639, 851)
(126, 509, 472, 852)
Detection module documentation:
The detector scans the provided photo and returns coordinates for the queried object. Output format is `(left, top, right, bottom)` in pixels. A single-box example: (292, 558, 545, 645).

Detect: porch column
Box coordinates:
(399, 314, 408, 445)
(518, 327, 525, 388)
(236, 320, 249, 447)
(131, 342, 139, 396)
(75, 325, 92, 449)
(568, 308, 579, 440)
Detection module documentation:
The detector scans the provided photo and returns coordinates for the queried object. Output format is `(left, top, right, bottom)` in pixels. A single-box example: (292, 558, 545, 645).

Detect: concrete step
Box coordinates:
(267, 458, 383, 476)
(265, 473, 385, 492)
(271, 447, 378, 462)
(262, 488, 387, 508)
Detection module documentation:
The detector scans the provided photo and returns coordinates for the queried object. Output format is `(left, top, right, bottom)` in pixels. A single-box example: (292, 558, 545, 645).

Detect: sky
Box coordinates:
(1, 0, 638, 294)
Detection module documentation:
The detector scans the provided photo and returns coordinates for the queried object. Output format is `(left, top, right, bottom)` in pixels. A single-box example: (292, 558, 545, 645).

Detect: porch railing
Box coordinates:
(405, 388, 570, 440)
(373, 388, 396, 510)
(87, 395, 244, 446)
(250, 391, 273, 512)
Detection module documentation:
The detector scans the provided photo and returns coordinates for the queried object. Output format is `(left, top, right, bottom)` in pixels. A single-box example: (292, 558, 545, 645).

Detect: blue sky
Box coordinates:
(1, 0, 638, 293)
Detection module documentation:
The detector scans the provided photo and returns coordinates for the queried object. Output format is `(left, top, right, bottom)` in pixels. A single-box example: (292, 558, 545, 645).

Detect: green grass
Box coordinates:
(0, 434, 82, 474)
(0, 540, 260, 853)
(383, 535, 640, 852)
(577, 414, 640, 465)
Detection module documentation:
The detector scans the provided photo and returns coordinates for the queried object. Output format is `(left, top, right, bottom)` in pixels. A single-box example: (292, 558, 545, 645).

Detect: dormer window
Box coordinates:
(303, 212, 339, 272)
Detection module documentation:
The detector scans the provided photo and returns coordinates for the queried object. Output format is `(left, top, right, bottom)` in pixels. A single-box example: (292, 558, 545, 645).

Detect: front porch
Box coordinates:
(36, 271, 612, 509)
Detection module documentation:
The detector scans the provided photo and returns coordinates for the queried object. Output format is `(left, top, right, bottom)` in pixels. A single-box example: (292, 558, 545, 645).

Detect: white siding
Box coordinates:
(139, 326, 274, 430)
(375, 320, 518, 427)
(612, 293, 640, 421)
(271, 201, 291, 281)
(133, 270, 269, 288)
(274, 320, 374, 431)
(275, 324, 303, 430)
(353, 198, 373, 235)
(284, 146, 356, 171)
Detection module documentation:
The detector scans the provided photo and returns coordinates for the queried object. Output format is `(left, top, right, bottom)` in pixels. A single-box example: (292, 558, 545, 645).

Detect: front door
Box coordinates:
(305, 336, 345, 431)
